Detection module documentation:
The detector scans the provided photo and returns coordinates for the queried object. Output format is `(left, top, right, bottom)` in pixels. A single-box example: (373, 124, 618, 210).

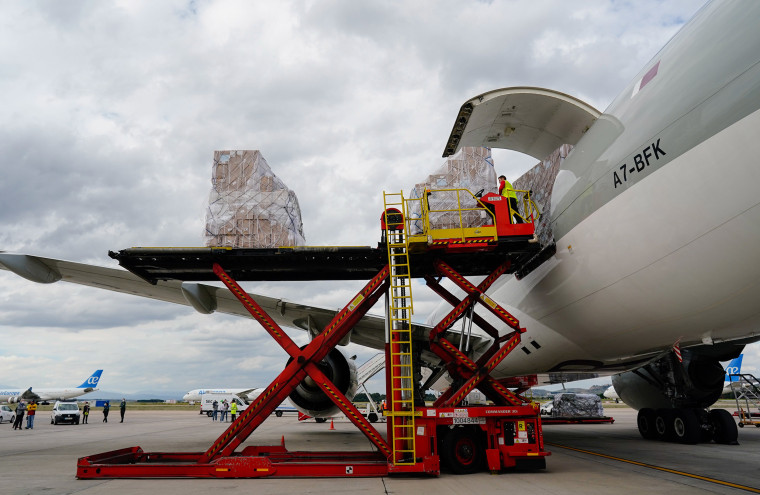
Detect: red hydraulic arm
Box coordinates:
(202, 263, 393, 463)
(425, 259, 526, 407)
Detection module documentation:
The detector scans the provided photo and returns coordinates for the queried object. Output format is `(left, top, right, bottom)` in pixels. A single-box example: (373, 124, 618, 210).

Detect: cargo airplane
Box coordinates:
(1, 0, 759, 446)
(0, 370, 103, 403)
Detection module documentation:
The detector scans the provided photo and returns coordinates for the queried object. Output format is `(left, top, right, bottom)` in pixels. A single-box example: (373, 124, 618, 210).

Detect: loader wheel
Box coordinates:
(442, 427, 483, 474)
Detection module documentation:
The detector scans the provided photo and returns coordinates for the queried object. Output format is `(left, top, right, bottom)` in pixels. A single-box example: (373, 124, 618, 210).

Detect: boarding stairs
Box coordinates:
(729, 373, 760, 427)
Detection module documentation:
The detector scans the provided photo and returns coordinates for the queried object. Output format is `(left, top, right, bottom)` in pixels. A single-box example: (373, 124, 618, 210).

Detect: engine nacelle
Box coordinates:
(8, 396, 17, 404)
(287, 348, 358, 418)
(612, 353, 725, 410)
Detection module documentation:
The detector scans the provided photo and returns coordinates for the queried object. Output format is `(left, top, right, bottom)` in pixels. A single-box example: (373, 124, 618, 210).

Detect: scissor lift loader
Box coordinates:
(77, 188, 548, 478)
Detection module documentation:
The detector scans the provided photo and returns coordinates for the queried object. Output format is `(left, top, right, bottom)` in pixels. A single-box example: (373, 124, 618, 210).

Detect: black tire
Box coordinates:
(441, 427, 483, 475)
(368, 412, 378, 423)
(672, 408, 700, 444)
(10, 415, 15, 424)
(655, 409, 675, 441)
(637, 408, 658, 440)
(709, 409, 738, 444)
(315, 417, 327, 423)
(275, 411, 283, 418)
(75, 419, 80, 425)
(53, 417, 58, 425)
(206, 411, 213, 417)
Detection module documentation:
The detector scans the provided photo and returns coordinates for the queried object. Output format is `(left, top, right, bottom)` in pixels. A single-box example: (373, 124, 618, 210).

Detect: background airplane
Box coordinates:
(183, 387, 262, 402)
(0, 370, 103, 403)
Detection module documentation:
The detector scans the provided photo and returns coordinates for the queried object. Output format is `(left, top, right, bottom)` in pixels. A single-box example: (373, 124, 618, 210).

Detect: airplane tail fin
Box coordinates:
(724, 355, 743, 383)
(77, 370, 103, 389)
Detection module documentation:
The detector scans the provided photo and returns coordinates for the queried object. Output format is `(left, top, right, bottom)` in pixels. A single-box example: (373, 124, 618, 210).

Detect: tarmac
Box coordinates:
(1, 406, 759, 494)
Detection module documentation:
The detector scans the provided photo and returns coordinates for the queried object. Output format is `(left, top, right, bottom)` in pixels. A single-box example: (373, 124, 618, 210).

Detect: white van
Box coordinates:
(199, 393, 249, 417)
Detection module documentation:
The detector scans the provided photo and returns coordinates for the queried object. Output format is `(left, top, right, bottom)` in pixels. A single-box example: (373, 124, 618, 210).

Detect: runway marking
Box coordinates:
(547, 443, 760, 493)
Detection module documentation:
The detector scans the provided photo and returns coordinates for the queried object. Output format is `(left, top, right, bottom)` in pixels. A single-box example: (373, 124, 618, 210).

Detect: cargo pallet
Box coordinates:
(78, 188, 549, 478)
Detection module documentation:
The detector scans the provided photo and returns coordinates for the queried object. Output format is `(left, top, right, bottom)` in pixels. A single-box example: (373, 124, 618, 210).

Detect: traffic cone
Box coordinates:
(329, 419, 335, 430)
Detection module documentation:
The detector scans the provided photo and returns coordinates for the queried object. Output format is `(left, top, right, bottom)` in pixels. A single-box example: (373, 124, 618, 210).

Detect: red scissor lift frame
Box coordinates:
(77, 248, 548, 479)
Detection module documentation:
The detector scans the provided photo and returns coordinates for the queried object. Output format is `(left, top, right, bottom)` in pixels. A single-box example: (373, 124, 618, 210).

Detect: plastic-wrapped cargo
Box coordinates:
(407, 147, 497, 233)
(551, 393, 604, 418)
(203, 150, 306, 248)
(513, 144, 573, 248)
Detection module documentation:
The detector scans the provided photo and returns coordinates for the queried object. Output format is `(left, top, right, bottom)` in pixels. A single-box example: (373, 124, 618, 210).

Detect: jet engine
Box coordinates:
(612, 353, 725, 411)
(8, 396, 17, 404)
(287, 348, 358, 418)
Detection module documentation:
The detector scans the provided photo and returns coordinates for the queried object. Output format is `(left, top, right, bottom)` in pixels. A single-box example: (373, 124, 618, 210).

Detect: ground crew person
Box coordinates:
(230, 400, 238, 422)
(498, 175, 523, 224)
(25, 401, 37, 429)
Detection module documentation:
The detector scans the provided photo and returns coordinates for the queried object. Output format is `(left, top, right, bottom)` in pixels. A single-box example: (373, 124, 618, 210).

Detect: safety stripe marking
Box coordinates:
(548, 443, 760, 493)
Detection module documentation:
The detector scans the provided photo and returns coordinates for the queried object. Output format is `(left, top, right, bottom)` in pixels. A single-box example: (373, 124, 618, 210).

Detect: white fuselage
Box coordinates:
(183, 388, 262, 402)
(429, 1, 760, 380)
(0, 387, 97, 403)
(490, 108, 760, 375)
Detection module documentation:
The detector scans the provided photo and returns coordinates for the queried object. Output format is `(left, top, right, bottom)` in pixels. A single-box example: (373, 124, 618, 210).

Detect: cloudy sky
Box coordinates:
(2, 0, 754, 396)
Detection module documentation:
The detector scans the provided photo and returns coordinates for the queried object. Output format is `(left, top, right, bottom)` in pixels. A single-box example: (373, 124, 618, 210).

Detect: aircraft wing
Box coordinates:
(0, 253, 490, 356)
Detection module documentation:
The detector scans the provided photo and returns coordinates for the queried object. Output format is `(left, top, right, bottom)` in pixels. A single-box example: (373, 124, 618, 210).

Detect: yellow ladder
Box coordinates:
(382, 192, 416, 465)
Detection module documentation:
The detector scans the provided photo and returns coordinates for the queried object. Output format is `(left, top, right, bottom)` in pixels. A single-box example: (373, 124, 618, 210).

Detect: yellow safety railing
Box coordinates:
(404, 188, 497, 247)
(509, 189, 541, 224)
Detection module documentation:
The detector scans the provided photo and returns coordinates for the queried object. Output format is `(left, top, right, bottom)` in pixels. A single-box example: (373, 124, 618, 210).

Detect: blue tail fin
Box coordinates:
(724, 355, 743, 383)
(77, 370, 103, 388)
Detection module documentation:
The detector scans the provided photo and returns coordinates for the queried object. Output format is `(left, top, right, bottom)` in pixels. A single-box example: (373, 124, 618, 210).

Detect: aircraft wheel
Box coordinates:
(315, 417, 327, 423)
(709, 409, 738, 444)
(637, 408, 658, 439)
(672, 408, 700, 444)
(441, 427, 483, 475)
(275, 411, 283, 417)
(654, 409, 674, 441)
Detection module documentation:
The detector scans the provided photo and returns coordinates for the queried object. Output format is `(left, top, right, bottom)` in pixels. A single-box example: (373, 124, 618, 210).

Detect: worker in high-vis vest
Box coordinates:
(498, 175, 524, 224)
(230, 400, 238, 422)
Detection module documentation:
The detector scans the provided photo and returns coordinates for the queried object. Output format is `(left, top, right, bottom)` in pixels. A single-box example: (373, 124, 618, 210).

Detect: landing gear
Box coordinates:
(636, 408, 658, 439)
(672, 408, 699, 444)
(709, 409, 739, 444)
(637, 407, 737, 444)
(654, 408, 674, 441)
